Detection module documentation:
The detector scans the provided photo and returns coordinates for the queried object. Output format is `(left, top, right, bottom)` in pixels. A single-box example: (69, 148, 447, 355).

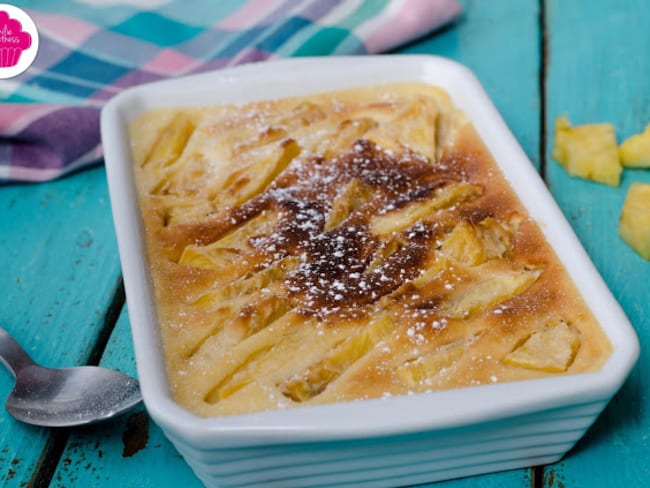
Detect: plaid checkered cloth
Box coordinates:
(0, 0, 461, 182)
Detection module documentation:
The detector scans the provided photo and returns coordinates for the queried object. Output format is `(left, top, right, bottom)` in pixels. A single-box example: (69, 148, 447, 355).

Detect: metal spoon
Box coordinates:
(0, 327, 142, 427)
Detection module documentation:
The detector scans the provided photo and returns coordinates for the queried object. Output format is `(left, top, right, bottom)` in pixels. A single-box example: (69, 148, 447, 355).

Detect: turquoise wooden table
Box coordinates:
(1, 1, 649, 486)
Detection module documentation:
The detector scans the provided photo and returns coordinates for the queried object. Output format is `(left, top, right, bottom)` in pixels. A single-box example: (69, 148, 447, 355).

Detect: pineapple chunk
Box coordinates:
(325, 178, 374, 230)
(212, 210, 280, 249)
(207, 345, 273, 402)
(234, 126, 288, 154)
(365, 97, 438, 160)
(178, 246, 245, 273)
(281, 314, 393, 402)
(178, 211, 279, 273)
(397, 341, 465, 387)
(504, 319, 581, 373)
(619, 182, 650, 260)
(228, 295, 292, 340)
(552, 116, 621, 187)
(476, 216, 519, 259)
(202, 314, 312, 404)
(366, 235, 405, 272)
(226, 138, 301, 206)
(440, 217, 517, 266)
(158, 196, 216, 226)
(440, 220, 485, 266)
(370, 181, 483, 236)
(144, 115, 195, 168)
(437, 266, 542, 319)
(191, 257, 299, 310)
(316, 117, 377, 160)
(398, 331, 485, 387)
(619, 123, 650, 168)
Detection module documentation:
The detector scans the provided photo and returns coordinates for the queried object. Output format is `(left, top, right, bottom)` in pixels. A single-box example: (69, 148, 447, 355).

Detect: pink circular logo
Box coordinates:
(0, 4, 39, 78)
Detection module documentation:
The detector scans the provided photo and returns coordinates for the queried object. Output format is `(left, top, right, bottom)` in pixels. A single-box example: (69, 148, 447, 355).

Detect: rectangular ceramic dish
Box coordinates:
(101, 55, 639, 487)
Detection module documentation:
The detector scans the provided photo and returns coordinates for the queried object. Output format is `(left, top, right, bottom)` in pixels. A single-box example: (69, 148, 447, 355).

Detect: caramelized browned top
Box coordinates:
(220, 140, 464, 317)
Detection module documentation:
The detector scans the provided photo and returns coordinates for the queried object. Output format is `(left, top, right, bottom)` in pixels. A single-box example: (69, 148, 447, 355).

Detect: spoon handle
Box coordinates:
(0, 327, 37, 378)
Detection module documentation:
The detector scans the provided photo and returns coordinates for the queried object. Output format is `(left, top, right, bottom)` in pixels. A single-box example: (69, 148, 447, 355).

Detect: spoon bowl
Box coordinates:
(0, 327, 142, 427)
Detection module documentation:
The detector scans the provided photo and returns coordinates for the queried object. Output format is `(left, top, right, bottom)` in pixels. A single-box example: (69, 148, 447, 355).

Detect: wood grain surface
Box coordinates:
(542, 0, 650, 486)
(0, 0, 647, 487)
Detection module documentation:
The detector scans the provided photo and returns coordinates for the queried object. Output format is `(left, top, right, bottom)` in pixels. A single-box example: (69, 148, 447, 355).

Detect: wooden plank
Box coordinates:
(50, 308, 201, 488)
(0, 166, 122, 486)
(544, 0, 650, 485)
(398, 0, 541, 486)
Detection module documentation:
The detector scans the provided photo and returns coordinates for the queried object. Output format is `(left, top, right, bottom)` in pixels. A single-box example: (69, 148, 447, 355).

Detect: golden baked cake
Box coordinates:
(129, 83, 612, 417)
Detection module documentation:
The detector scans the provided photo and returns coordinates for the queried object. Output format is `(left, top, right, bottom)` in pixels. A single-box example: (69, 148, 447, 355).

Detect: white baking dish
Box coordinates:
(101, 55, 639, 487)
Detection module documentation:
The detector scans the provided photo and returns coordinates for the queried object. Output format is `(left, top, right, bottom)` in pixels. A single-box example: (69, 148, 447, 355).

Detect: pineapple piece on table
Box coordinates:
(619, 123, 650, 168)
(619, 182, 650, 260)
(552, 116, 621, 187)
